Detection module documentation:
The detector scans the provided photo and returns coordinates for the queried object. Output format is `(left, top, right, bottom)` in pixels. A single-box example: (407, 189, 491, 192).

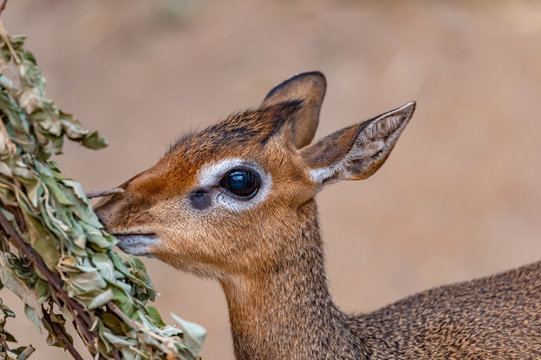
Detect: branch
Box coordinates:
(107, 302, 137, 328)
(0, 210, 92, 329)
(86, 188, 124, 199)
(0, 333, 9, 352)
(0, 0, 7, 16)
(42, 310, 83, 360)
(0, 19, 20, 65)
(17, 346, 36, 360)
(0, 210, 120, 360)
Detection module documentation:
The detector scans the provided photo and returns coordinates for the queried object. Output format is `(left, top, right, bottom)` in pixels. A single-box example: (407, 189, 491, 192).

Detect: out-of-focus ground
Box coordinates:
(4, 0, 541, 358)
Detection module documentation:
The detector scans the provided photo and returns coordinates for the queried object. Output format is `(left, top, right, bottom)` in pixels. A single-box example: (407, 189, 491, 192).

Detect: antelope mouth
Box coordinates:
(113, 233, 158, 257)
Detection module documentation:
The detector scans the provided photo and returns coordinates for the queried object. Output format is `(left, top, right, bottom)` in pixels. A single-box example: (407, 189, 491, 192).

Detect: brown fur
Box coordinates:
(95, 72, 541, 359)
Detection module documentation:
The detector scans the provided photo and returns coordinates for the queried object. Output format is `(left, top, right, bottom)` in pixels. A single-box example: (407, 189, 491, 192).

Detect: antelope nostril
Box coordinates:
(93, 205, 111, 227)
(95, 210, 106, 226)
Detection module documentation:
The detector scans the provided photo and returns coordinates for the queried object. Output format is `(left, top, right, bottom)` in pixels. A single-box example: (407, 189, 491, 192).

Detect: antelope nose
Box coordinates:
(93, 205, 109, 228)
(92, 197, 117, 228)
(94, 208, 106, 226)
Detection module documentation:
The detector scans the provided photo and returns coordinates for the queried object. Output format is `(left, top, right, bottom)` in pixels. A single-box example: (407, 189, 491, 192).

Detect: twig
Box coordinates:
(17, 345, 35, 360)
(0, 333, 9, 352)
(107, 303, 180, 350)
(86, 188, 124, 199)
(42, 310, 83, 360)
(107, 302, 138, 328)
(129, 345, 150, 359)
(0, 0, 7, 16)
(0, 19, 20, 65)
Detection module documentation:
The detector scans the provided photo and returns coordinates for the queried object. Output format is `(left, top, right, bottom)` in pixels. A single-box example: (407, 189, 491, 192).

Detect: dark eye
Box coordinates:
(220, 168, 260, 198)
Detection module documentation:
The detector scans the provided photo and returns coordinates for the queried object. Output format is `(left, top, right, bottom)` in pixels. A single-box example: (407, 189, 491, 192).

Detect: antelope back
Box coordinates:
(94, 72, 415, 280)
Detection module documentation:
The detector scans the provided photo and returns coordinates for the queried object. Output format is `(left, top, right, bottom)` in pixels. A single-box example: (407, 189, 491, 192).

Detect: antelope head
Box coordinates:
(94, 72, 415, 280)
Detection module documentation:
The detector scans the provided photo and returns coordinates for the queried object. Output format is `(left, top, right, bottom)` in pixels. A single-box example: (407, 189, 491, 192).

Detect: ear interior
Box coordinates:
(261, 72, 326, 148)
(301, 101, 416, 185)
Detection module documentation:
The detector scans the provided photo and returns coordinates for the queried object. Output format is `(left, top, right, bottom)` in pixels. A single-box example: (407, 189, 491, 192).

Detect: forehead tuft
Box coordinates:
(168, 101, 302, 155)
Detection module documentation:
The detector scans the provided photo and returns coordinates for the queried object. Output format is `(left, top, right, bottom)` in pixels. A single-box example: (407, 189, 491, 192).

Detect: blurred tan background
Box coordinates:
(4, 0, 541, 359)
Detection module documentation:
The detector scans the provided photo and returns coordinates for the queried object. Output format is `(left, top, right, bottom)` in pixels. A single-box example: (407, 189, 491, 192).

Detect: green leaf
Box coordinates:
(111, 288, 135, 318)
(35, 279, 51, 303)
(23, 304, 41, 332)
(171, 313, 207, 357)
(88, 289, 114, 310)
(25, 216, 60, 270)
(98, 312, 127, 335)
(42, 311, 70, 348)
(146, 306, 165, 328)
(81, 131, 107, 150)
(4, 330, 17, 343)
(0, 255, 42, 320)
(102, 331, 137, 347)
(91, 252, 115, 282)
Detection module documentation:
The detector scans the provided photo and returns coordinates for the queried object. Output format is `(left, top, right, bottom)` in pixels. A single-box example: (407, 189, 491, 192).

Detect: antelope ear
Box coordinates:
(261, 72, 326, 148)
(301, 102, 415, 187)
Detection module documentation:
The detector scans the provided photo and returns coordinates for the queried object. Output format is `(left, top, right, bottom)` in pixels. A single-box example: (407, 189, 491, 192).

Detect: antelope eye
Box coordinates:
(220, 168, 260, 198)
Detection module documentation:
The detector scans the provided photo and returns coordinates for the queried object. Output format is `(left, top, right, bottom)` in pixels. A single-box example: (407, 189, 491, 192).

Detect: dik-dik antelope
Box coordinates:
(95, 72, 541, 359)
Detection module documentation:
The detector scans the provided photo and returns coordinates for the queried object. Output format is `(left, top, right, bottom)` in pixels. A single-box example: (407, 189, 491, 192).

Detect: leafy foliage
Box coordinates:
(0, 21, 205, 360)
(0, 296, 35, 360)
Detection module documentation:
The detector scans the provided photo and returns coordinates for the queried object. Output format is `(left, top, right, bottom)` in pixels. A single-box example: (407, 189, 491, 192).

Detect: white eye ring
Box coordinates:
(197, 158, 272, 211)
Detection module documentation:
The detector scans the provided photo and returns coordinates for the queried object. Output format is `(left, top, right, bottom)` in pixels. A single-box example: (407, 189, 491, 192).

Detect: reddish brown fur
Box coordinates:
(95, 72, 541, 359)
(97, 101, 316, 278)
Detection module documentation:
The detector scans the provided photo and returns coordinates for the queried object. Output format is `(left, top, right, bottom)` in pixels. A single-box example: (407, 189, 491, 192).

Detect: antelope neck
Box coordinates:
(220, 212, 367, 360)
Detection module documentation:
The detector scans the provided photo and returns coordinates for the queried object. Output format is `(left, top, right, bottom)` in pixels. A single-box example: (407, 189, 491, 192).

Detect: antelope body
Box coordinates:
(95, 72, 541, 359)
